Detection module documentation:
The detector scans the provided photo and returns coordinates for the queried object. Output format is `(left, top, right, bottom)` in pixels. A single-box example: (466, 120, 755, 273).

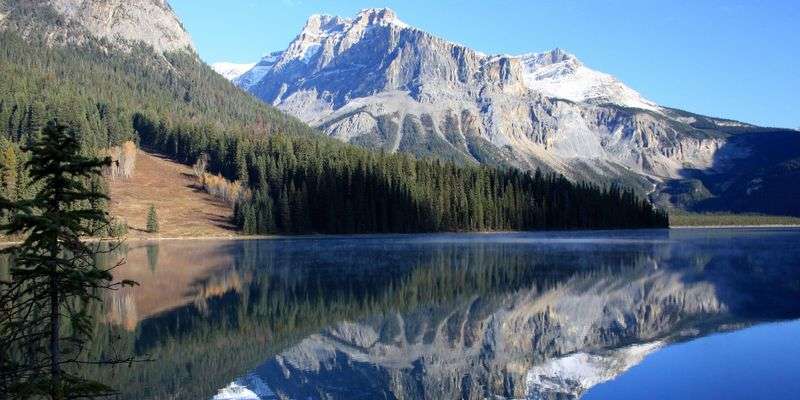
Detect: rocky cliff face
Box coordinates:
(1, 0, 194, 53)
(227, 8, 759, 196)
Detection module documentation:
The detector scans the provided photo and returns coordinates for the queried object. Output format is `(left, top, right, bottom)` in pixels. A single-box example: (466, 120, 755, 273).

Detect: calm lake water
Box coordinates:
(92, 228, 800, 399)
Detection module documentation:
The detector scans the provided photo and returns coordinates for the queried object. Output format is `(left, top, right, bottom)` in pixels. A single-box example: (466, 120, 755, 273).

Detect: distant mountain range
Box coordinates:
(214, 8, 800, 216)
(211, 61, 256, 81)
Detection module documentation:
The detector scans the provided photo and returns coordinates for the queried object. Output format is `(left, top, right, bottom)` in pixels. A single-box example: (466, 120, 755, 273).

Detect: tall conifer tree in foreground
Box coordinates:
(0, 120, 133, 399)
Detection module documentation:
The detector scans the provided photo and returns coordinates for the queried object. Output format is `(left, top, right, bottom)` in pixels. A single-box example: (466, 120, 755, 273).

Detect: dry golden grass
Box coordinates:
(108, 150, 238, 238)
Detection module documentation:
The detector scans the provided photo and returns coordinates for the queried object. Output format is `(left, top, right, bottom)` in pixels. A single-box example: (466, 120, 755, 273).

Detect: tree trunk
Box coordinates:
(49, 266, 61, 400)
(49, 183, 63, 400)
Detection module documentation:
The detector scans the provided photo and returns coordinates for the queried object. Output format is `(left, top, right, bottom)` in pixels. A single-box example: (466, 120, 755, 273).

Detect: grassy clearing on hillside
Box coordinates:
(108, 150, 237, 238)
(670, 212, 800, 227)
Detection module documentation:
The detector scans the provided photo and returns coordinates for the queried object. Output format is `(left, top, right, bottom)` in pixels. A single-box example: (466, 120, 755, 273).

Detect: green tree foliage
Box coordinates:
(0, 120, 134, 399)
(0, 29, 313, 151)
(146, 205, 159, 234)
(135, 121, 667, 233)
(0, 143, 18, 201)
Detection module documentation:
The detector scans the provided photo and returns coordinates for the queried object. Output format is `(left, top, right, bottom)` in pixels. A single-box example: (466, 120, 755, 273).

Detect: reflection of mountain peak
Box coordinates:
(213, 373, 276, 400)
(525, 342, 662, 399)
(231, 263, 731, 399)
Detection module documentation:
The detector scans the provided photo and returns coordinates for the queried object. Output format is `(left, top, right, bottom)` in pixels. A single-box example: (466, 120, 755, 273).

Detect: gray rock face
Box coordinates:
(2, 0, 194, 53)
(230, 8, 753, 194)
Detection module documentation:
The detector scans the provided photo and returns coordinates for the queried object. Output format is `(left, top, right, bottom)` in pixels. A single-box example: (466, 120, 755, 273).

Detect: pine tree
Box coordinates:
(0, 120, 135, 399)
(146, 243, 160, 273)
(277, 186, 291, 233)
(242, 203, 257, 234)
(256, 189, 275, 234)
(146, 204, 159, 233)
(0, 144, 17, 201)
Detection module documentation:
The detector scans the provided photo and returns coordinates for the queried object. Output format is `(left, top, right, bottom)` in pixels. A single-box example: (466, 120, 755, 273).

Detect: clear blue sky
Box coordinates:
(170, 0, 800, 129)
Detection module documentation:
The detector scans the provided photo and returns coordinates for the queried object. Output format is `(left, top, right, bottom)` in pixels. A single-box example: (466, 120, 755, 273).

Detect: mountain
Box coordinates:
(0, 0, 314, 143)
(224, 8, 800, 215)
(0, 0, 194, 53)
(0, 0, 666, 238)
(212, 61, 256, 81)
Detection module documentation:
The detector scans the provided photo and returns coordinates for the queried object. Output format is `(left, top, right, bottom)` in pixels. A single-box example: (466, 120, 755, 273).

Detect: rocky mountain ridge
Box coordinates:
(222, 8, 800, 214)
(225, 9, 731, 178)
(1, 0, 194, 53)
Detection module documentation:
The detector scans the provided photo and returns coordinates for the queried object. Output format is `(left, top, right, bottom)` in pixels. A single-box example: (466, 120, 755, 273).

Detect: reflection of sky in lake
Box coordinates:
(584, 320, 800, 400)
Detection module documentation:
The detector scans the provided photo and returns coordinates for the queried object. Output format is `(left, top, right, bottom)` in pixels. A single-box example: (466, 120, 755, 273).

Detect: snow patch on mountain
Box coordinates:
(234, 51, 283, 89)
(212, 62, 256, 81)
(277, 8, 412, 67)
(517, 49, 661, 112)
(281, 14, 344, 64)
(212, 373, 276, 400)
(213, 383, 259, 400)
(524, 342, 663, 399)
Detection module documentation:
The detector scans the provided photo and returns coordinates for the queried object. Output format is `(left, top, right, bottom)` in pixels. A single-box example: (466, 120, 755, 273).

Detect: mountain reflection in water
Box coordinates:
(87, 229, 800, 399)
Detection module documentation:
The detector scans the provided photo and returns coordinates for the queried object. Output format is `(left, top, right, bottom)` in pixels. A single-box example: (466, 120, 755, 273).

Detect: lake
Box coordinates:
(91, 228, 800, 399)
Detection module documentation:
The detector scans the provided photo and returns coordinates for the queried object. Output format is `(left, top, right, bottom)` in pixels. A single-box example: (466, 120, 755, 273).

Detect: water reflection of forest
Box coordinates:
(81, 231, 800, 399)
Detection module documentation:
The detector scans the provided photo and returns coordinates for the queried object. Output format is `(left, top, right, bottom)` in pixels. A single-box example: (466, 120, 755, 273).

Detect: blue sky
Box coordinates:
(170, 0, 800, 129)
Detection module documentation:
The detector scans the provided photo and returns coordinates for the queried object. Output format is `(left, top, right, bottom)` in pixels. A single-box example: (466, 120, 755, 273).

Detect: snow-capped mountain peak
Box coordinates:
(211, 62, 256, 81)
(517, 48, 578, 68)
(282, 14, 344, 64)
(515, 49, 660, 112)
(280, 7, 411, 67)
(525, 342, 663, 399)
(353, 7, 410, 29)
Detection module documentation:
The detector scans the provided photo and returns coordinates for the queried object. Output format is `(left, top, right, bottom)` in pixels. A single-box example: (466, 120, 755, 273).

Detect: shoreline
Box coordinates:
(117, 225, 800, 241)
(3, 225, 799, 246)
(670, 224, 800, 229)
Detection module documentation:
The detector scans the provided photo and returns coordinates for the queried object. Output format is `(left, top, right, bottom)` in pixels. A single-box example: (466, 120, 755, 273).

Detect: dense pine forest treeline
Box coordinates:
(136, 117, 666, 232)
(0, 26, 667, 233)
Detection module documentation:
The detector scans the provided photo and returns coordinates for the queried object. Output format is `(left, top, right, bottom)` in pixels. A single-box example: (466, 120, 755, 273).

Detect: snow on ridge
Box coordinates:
(515, 50, 661, 112)
(212, 62, 256, 81)
(279, 8, 414, 67)
(212, 382, 260, 400)
(352, 8, 410, 29)
(232, 51, 283, 89)
(524, 342, 663, 399)
(212, 373, 276, 400)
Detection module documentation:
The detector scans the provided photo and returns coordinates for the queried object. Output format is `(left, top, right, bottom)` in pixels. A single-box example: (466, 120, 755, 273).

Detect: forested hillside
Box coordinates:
(0, 10, 667, 232)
